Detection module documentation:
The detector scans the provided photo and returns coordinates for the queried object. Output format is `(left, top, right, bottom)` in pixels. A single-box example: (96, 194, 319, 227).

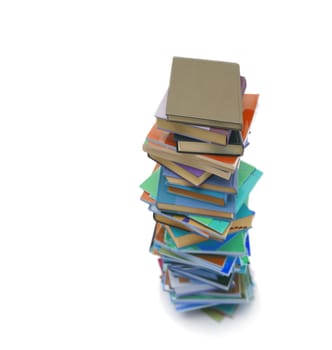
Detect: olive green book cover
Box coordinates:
(166, 57, 243, 130)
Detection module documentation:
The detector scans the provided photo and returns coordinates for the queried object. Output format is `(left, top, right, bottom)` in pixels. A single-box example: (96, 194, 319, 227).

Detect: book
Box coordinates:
(167, 269, 253, 311)
(164, 160, 255, 199)
(174, 93, 259, 155)
(151, 223, 237, 277)
(144, 140, 234, 179)
(152, 208, 230, 240)
(143, 124, 239, 176)
(235, 167, 263, 213)
(165, 229, 249, 256)
(156, 246, 237, 278)
(166, 269, 216, 297)
(155, 91, 231, 146)
(175, 130, 244, 156)
(164, 224, 209, 248)
(148, 154, 212, 186)
(144, 93, 259, 177)
(164, 166, 238, 194)
(152, 203, 255, 240)
(156, 167, 236, 219)
(167, 182, 229, 206)
(140, 166, 256, 239)
(165, 161, 261, 210)
(166, 57, 243, 130)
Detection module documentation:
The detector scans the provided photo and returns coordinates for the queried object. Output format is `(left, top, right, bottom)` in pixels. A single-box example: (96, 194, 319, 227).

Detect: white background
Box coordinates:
(1, 1, 331, 349)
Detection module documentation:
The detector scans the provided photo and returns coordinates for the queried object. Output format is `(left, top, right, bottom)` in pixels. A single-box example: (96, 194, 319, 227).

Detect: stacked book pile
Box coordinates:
(140, 57, 262, 321)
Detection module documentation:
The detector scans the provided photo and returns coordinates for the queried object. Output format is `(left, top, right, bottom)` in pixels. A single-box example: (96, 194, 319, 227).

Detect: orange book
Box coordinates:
(143, 94, 258, 174)
(241, 94, 259, 141)
(145, 122, 238, 165)
(175, 94, 259, 155)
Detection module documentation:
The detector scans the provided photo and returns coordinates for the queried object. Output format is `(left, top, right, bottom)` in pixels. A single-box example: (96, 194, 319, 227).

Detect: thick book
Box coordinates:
(173, 94, 259, 155)
(175, 130, 244, 156)
(166, 57, 243, 130)
(144, 124, 239, 176)
(155, 91, 231, 146)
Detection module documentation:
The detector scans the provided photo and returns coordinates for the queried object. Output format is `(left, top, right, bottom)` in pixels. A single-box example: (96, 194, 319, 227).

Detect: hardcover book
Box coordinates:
(166, 57, 243, 130)
(174, 130, 243, 156)
(174, 93, 259, 155)
(155, 91, 231, 146)
(143, 124, 239, 176)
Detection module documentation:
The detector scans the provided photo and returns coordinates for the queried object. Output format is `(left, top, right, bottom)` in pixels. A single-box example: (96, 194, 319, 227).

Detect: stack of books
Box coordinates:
(140, 57, 262, 321)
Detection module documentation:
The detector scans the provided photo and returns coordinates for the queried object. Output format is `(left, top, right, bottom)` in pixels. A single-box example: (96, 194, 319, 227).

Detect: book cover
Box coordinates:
(172, 93, 259, 155)
(155, 91, 231, 146)
(166, 57, 243, 130)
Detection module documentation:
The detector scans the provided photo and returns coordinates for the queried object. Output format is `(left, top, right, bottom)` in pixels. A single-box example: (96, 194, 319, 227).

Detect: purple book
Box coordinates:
(174, 163, 206, 177)
(148, 154, 212, 186)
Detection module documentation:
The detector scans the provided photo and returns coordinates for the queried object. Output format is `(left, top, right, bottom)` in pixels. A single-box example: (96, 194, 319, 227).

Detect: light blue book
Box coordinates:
(235, 168, 263, 212)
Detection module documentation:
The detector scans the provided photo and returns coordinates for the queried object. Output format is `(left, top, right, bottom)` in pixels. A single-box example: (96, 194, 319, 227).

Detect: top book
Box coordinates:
(166, 57, 243, 130)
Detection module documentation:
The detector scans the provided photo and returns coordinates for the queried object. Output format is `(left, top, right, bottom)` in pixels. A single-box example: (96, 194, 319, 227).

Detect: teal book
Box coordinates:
(139, 166, 161, 200)
(235, 167, 263, 212)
